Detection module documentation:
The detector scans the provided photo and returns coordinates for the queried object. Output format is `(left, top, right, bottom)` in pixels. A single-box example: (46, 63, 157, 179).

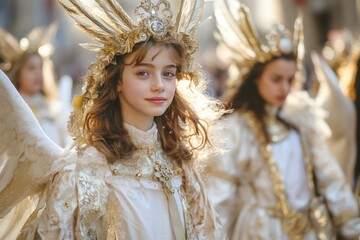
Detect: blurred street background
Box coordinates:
(0, 0, 359, 94)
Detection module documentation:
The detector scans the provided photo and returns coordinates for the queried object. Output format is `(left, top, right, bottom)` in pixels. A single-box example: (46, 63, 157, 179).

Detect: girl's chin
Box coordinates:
(268, 103, 284, 109)
(276, 99, 286, 106)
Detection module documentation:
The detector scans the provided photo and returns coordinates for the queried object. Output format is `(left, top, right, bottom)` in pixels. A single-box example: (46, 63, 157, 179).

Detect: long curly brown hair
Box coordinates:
(84, 38, 209, 164)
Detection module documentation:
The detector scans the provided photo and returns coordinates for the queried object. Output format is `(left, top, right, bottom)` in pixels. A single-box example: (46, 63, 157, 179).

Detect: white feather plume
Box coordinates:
(312, 52, 356, 184)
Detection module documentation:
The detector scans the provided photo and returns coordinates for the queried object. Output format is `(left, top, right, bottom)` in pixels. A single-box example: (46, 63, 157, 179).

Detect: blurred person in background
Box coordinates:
(320, 29, 360, 187)
(307, 29, 358, 187)
(206, 0, 360, 239)
(0, 23, 71, 147)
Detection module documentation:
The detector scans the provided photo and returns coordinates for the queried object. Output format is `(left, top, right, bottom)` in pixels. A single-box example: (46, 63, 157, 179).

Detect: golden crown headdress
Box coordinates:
(0, 23, 57, 72)
(0, 24, 58, 99)
(322, 30, 360, 100)
(59, 0, 206, 142)
(214, 0, 304, 88)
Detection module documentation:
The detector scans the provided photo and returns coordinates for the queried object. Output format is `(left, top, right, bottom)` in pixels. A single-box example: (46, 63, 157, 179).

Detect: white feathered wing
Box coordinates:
(0, 70, 63, 237)
(312, 53, 356, 186)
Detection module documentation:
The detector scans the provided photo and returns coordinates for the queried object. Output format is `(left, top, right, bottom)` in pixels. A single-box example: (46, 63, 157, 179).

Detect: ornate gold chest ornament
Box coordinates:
(111, 156, 182, 195)
(264, 107, 290, 143)
(110, 145, 183, 187)
(153, 160, 176, 194)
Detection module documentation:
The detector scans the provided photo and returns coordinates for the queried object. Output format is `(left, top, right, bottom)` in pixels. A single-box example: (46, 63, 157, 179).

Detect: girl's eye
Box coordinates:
(272, 77, 283, 83)
(271, 77, 282, 83)
(164, 71, 176, 78)
(136, 71, 149, 77)
(27, 65, 37, 71)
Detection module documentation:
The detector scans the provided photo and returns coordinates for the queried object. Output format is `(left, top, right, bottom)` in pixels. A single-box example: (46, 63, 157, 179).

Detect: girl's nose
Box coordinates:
(151, 73, 165, 92)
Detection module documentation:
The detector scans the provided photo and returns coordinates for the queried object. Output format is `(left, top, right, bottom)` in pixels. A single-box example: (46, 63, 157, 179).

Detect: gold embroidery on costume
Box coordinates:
(76, 166, 109, 238)
(110, 143, 183, 184)
(103, 192, 124, 239)
(153, 160, 176, 194)
(333, 211, 354, 227)
(264, 110, 290, 143)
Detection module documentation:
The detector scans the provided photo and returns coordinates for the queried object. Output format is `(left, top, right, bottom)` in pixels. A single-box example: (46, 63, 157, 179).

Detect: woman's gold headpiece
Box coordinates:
(214, 0, 304, 87)
(321, 30, 360, 100)
(0, 24, 58, 99)
(0, 23, 57, 72)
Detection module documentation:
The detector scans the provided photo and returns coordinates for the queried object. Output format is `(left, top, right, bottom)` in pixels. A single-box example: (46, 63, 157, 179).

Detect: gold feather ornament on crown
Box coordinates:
(58, 0, 206, 144)
(214, 0, 304, 88)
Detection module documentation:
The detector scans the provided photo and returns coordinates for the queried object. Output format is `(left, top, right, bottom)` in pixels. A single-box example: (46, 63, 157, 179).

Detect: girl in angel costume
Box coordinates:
(0, 0, 227, 239)
(0, 24, 70, 147)
(205, 0, 360, 239)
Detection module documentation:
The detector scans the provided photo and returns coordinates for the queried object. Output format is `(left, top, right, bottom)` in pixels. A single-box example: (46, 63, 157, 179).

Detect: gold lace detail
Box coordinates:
(110, 146, 183, 190)
(333, 211, 354, 226)
(153, 160, 177, 194)
(243, 111, 317, 240)
(111, 165, 183, 183)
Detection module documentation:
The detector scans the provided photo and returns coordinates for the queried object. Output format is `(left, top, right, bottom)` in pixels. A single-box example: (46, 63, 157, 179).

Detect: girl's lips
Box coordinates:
(277, 96, 287, 101)
(146, 97, 167, 104)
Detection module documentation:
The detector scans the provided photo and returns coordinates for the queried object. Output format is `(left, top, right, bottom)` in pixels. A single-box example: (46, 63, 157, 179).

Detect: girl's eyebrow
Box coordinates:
(270, 72, 284, 77)
(134, 63, 177, 69)
(268, 73, 280, 78)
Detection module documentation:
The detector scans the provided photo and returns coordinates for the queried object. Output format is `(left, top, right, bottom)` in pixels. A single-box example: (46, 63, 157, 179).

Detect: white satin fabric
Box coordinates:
(313, 54, 357, 185)
(111, 177, 184, 239)
(272, 130, 311, 212)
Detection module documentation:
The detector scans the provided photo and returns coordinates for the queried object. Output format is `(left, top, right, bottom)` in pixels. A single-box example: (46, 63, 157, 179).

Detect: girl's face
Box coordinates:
(256, 58, 296, 107)
(118, 45, 178, 130)
(18, 54, 43, 96)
